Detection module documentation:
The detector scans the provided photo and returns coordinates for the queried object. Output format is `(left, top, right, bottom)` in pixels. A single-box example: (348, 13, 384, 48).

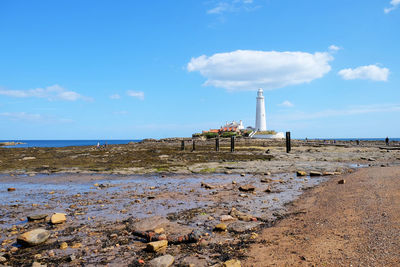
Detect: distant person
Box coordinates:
(386, 137, 389, 146)
(356, 140, 360, 145)
(97, 142, 100, 148)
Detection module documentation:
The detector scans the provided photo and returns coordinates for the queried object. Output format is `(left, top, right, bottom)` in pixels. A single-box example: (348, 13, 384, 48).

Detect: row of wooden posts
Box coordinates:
(181, 131, 292, 153)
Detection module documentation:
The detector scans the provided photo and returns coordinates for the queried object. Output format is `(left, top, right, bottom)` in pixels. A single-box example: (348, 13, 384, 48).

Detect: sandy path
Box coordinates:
(245, 166, 400, 266)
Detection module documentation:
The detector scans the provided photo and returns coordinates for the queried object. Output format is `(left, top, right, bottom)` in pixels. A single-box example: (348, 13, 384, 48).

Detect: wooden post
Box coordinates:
(231, 136, 235, 152)
(192, 140, 196, 151)
(286, 131, 291, 153)
(181, 140, 185, 151)
(216, 138, 220, 152)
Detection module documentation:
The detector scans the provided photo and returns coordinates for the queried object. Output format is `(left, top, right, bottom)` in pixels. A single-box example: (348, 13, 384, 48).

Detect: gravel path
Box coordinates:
(245, 166, 400, 266)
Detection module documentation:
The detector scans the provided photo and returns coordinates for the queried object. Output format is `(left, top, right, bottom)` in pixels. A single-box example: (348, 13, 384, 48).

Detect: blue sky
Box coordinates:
(0, 0, 399, 139)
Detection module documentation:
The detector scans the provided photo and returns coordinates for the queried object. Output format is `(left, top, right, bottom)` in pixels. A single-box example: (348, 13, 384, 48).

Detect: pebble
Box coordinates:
(60, 242, 68, 249)
(296, 170, 307, 176)
(238, 184, 255, 192)
(309, 171, 322, 176)
(32, 262, 47, 267)
(214, 223, 227, 231)
(27, 214, 48, 221)
(148, 254, 175, 267)
(223, 259, 241, 267)
(146, 240, 168, 252)
(7, 188, 16, 192)
(17, 229, 50, 246)
(338, 179, 346, 184)
(0, 256, 7, 263)
(220, 215, 235, 221)
(50, 213, 66, 224)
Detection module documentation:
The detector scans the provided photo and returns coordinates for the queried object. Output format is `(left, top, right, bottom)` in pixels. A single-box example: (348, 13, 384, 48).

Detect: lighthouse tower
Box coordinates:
(255, 88, 267, 131)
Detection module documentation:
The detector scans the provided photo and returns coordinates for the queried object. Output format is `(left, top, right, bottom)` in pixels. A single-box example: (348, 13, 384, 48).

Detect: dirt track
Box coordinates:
(246, 166, 400, 266)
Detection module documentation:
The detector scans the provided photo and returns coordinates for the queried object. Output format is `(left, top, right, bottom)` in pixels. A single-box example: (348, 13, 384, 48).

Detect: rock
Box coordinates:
(338, 179, 346, 184)
(130, 216, 169, 232)
(240, 173, 246, 177)
(296, 171, 307, 176)
(154, 228, 164, 234)
(28, 214, 48, 221)
(229, 208, 254, 221)
(228, 221, 260, 233)
(7, 188, 16, 192)
(17, 229, 50, 246)
(22, 157, 36, 160)
(148, 254, 175, 267)
(146, 240, 168, 252)
(220, 215, 235, 222)
(223, 259, 241, 267)
(0, 256, 6, 263)
(260, 178, 272, 183)
(232, 181, 236, 184)
(71, 242, 82, 249)
(322, 171, 335, 176)
(201, 182, 215, 189)
(238, 184, 255, 192)
(50, 213, 66, 224)
(32, 262, 47, 267)
(214, 223, 227, 231)
(224, 170, 232, 174)
(309, 171, 322, 176)
(60, 242, 68, 249)
(368, 158, 376, 161)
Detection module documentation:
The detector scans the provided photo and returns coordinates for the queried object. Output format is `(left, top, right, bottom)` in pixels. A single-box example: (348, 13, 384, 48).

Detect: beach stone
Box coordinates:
(7, 188, 16, 192)
(296, 171, 307, 176)
(146, 240, 168, 252)
(17, 229, 50, 246)
(214, 223, 227, 231)
(32, 262, 47, 267)
(154, 228, 165, 234)
(338, 179, 346, 184)
(238, 184, 255, 192)
(228, 221, 260, 233)
(148, 254, 174, 267)
(0, 256, 7, 263)
(201, 182, 215, 189)
(322, 171, 335, 176)
(28, 214, 48, 221)
(223, 259, 241, 267)
(130, 216, 169, 232)
(60, 242, 68, 249)
(51, 213, 66, 224)
(22, 157, 36, 160)
(260, 178, 272, 183)
(309, 171, 322, 176)
(229, 208, 253, 221)
(240, 173, 246, 177)
(220, 215, 235, 222)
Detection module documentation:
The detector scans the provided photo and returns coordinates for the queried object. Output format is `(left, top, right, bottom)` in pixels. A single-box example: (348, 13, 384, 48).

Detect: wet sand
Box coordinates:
(0, 139, 400, 266)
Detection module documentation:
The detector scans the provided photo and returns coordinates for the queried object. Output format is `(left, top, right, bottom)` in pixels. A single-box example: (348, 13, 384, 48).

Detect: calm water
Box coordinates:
(0, 140, 141, 148)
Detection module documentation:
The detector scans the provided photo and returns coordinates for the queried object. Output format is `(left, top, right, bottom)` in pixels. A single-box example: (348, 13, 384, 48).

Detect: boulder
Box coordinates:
(149, 254, 175, 267)
(50, 213, 66, 224)
(17, 229, 50, 246)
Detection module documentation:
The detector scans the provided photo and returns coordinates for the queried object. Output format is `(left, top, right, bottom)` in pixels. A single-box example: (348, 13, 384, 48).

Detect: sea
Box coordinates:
(0, 140, 141, 148)
(1, 138, 399, 148)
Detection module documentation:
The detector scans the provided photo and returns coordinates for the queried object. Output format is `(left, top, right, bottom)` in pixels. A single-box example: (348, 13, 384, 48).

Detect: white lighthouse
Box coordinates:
(255, 88, 267, 131)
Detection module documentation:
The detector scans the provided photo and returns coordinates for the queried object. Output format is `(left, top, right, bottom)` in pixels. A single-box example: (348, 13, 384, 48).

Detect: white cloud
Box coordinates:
(384, 0, 400, 13)
(0, 112, 73, 123)
(187, 49, 333, 91)
(110, 94, 121, 100)
(207, 0, 258, 15)
(279, 100, 294, 107)
(328, 45, 340, 52)
(338, 64, 389, 81)
(127, 90, 145, 100)
(0, 84, 92, 101)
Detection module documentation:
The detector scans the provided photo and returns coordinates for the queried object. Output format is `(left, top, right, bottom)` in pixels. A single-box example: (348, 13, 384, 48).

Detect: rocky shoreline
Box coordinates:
(0, 139, 399, 266)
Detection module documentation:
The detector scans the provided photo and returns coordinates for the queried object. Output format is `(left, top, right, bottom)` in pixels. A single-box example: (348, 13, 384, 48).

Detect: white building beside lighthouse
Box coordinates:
(255, 88, 267, 131)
